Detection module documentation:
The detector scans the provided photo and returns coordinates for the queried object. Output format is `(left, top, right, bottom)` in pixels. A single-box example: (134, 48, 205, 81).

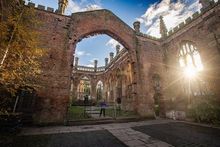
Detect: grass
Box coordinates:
(91, 106, 138, 118)
(67, 106, 90, 120)
(105, 108, 137, 118)
(67, 106, 138, 120)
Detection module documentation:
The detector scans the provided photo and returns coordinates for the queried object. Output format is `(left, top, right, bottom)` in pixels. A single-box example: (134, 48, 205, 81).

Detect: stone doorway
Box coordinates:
(33, 9, 139, 124)
(67, 30, 138, 122)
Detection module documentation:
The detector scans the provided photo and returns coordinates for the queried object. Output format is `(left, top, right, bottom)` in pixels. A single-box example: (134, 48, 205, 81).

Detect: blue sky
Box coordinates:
(25, 0, 203, 67)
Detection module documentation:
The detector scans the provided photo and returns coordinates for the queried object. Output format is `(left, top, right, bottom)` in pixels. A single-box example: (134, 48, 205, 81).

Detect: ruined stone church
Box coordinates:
(14, 0, 220, 124)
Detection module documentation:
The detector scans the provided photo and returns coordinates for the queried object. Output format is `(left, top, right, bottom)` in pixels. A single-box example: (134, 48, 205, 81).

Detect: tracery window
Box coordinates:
(179, 41, 203, 76)
(178, 41, 208, 96)
(96, 81, 103, 100)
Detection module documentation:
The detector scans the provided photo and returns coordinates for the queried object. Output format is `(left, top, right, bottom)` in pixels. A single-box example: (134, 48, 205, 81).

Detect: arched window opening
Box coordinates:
(179, 41, 208, 96)
(179, 42, 203, 79)
(116, 69, 122, 101)
(73, 34, 126, 68)
(96, 80, 103, 100)
(77, 76, 91, 100)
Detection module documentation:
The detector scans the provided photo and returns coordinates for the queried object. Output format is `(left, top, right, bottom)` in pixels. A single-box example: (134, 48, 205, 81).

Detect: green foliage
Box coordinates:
(0, 0, 44, 112)
(103, 108, 137, 118)
(67, 106, 90, 120)
(187, 95, 220, 124)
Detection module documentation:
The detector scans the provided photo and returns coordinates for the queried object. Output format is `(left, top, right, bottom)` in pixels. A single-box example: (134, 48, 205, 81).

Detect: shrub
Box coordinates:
(187, 95, 220, 124)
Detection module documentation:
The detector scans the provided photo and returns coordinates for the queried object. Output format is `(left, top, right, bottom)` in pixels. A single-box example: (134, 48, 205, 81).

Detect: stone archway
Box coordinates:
(96, 80, 104, 101)
(68, 9, 137, 62)
(35, 9, 139, 124)
(76, 76, 91, 100)
(68, 10, 139, 103)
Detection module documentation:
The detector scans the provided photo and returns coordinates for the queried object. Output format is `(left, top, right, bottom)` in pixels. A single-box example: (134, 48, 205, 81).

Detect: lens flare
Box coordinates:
(184, 67, 196, 79)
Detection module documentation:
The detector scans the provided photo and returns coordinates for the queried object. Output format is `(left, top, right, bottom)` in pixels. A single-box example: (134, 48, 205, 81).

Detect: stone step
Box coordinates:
(86, 111, 100, 114)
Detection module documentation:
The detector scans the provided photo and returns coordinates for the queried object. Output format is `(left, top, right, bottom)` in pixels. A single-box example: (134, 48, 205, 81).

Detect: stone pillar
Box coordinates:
(133, 21, 140, 33)
(105, 58, 108, 67)
(116, 45, 120, 55)
(90, 80, 96, 100)
(160, 16, 167, 38)
(58, 0, 68, 14)
(75, 57, 79, 67)
(110, 52, 114, 62)
(199, 0, 210, 8)
(94, 60, 98, 72)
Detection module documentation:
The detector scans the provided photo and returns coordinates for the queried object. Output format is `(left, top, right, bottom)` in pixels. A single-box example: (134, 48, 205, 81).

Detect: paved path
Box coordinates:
(133, 122, 220, 147)
(108, 127, 173, 147)
(12, 130, 126, 147)
(18, 119, 220, 147)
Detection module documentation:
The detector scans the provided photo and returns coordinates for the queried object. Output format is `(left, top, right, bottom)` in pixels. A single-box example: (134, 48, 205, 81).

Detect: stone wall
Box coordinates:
(28, 4, 142, 124)
(20, 1, 220, 124)
(161, 2, 220, 112)
(135, 36, 162, 117)
(30, 7, 71, 124)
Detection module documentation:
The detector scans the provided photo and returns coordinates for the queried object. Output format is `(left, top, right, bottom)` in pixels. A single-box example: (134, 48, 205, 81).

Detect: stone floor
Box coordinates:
(133, 122, 220, 147)
(12, 130, 126, 147)
(6, 119, 220, 147)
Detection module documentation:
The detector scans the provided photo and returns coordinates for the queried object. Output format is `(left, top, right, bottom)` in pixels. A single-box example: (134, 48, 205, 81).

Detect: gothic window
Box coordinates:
(77, 76, 91, 99)
(96, 81, 103, 100)
(179, 41, 203, 77)
(179, 41, 207, 96)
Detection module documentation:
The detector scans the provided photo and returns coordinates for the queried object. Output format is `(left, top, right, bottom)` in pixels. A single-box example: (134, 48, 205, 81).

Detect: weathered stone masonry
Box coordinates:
(26, 1, 220, 124)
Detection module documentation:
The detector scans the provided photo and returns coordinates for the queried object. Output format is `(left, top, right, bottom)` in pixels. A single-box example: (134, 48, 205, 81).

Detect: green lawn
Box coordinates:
(67, 106, 90, 120)
(67, 106, 138, 120)
(105, 108, 137, 118)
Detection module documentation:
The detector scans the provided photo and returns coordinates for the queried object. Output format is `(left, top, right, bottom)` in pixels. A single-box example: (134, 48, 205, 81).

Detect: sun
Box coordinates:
(184, 66, 197, 79)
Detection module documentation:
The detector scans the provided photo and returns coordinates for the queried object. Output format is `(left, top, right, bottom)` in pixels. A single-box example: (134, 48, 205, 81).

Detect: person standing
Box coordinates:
(116, 97, 121, 115)
(99, 99, 107, 117)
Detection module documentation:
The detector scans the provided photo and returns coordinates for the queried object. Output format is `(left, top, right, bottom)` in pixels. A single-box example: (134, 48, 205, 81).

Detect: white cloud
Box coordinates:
(89, 58, 99, 63)
(85, 64, 94, 67)
(65, 0, 102, 15)
(137, 0, 202, 37)
(76, 51, 84, 56)
(106, 39, 123, 49)
(85, 58, 99, 67)
(66, 0, 81, 14)
(84, 4, 102, 11)
(75, 51, 91, 57)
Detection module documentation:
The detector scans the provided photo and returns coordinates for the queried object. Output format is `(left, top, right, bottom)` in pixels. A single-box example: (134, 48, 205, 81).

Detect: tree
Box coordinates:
(0, 0, 44, 111)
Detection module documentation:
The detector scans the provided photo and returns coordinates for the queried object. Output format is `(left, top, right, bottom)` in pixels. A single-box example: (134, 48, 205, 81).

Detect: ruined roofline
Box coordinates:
(71, 9, 134, 35)
(27, 1, 219, 43)
(25, 2, 70, 18)
(74, 48, 128, 73)
(136, 32, 160, 41)
(26, 2, 134, 33)
(26, 2, 161, 42)
(164, 0, 219, 40)
(136, 0, 219, 43)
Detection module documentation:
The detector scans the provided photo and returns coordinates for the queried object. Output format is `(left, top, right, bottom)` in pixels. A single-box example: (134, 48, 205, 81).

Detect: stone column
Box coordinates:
(58, 0, 68, 14)
(116, 45, 120, 55)
(110, 52, 114, 62)
(105, 58, 108, 67)
(94, 60, 98, 72)
(160, 16, 167, 38)
(199, 0, 210, 8)
(133, 21, 140, 33)
(71, 79, 79, 102)
(75, 57, 79, 69)
(90, 80, 96, 100)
